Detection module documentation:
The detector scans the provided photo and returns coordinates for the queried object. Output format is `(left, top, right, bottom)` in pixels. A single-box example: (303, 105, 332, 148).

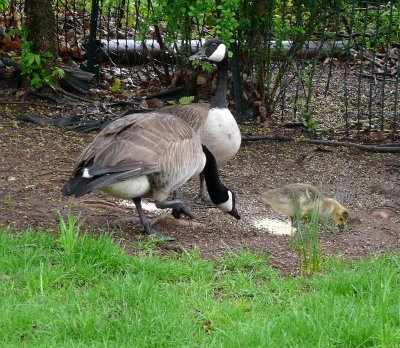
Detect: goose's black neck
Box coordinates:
(202, 145, 228, 205)
(210, 58, 228, 109)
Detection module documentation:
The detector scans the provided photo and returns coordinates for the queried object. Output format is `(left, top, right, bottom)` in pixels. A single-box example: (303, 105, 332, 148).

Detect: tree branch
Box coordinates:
(242, 134, 400, 153)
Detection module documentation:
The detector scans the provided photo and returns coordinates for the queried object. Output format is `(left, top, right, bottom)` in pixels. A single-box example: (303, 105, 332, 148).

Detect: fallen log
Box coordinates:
(95, 39, 205, 65)
(94, 39, 353, 66)
(60, 70, 93, 94)
(63, 68, 96, 83)
(270, 39, 352, 59)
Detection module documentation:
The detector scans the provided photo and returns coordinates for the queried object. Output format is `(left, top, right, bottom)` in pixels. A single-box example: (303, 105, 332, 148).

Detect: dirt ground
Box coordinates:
(1, 93, 400, 276)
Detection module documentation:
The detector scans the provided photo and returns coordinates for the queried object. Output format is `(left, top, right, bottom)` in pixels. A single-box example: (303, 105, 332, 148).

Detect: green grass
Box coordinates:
(0, 194, 14, 207)
(0, 228, 399, 347)
(290, 198, 322, 276)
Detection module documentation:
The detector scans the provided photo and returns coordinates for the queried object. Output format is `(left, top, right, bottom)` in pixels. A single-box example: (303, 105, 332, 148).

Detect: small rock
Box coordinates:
(370, 208, 395, 220)
(370, 183, 391, 194)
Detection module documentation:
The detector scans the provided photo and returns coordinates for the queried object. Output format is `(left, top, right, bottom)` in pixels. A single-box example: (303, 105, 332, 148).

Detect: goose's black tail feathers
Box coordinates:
(61, 172, 95, 198)
(62, 164, 157, 198)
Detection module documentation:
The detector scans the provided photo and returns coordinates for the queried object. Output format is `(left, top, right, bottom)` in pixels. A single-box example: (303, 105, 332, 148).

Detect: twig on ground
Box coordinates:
(57, 88, 95, 103)
(0, 101, 72, 109)
(242, 134, 400, 153)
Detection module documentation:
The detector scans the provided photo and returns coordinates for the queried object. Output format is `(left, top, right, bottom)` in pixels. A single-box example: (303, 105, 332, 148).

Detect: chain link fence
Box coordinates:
(1, 0, 400, 136)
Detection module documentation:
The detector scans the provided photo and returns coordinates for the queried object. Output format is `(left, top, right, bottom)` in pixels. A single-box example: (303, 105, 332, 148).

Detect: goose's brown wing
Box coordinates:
(73, 113, 195, 173)
(63, 112, 200, 196)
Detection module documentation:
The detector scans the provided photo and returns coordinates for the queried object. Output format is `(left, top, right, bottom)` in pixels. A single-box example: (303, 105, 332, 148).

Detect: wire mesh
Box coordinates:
(0, 0, 399, 136)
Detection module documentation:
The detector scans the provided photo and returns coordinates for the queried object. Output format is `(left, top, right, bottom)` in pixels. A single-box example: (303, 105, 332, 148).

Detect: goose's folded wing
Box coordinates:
(64, 112, 199, 197)
(71, 114, 170, 173)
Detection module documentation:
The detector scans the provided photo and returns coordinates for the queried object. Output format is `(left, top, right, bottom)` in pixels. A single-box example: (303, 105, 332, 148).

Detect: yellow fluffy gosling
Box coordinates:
(260, 183, 349, 231)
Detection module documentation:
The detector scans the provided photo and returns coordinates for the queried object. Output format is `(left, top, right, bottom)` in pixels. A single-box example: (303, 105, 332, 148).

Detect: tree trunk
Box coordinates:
(250, 0, 268, 121)
(25, 0, 57, 58)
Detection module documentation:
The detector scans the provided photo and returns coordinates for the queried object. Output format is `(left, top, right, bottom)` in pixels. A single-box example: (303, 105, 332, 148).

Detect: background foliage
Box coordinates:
(1, 0, 400, 131)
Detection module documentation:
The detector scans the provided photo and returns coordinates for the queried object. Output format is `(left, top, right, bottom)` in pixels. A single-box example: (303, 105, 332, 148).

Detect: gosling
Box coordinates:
(260, 183, 349, 231)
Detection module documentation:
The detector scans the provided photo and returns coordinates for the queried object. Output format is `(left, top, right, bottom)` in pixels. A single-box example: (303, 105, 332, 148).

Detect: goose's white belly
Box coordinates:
(200, 108, 241, 164)
(100, 176, 151, 199)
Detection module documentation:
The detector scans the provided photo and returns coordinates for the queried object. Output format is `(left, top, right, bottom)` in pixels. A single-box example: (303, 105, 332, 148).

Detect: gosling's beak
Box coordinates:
(189, 46, 207, 61)
(337, 224, 344, 232)
(228, 207, 241, 220)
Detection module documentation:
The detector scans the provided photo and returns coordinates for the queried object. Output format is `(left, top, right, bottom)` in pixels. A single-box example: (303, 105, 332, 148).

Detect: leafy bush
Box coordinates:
(0, 0, 8, 11)
(21, 47, 64, 90)
(20, 30, 64, 90)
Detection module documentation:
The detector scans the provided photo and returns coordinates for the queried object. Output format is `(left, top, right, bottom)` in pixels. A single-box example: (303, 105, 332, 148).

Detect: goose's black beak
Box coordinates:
(189, 47, 207, 61)
(337, 224, 344, 232)
(228, 207, 241, 220)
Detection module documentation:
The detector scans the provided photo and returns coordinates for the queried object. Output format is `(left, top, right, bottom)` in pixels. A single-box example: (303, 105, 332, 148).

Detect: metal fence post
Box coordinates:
(230, 42, 245, 122)
(81, 0, 100, 79)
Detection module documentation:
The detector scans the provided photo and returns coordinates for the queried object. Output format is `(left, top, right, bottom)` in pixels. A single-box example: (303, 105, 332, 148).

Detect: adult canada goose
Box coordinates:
(260, 183, 349, 231)
(161, 38, 241, 201)
(62, 112, 240, 239)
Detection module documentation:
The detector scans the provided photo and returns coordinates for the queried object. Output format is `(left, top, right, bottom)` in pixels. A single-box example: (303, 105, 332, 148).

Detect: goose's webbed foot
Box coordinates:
(133, 198, 175, 241)
(142, 221, 175, 241)
(156, 200, 195, 219)
(192, 192, 213, 206)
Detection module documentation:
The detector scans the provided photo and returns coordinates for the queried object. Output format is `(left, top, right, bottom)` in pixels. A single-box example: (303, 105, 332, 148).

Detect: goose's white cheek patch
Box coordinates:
(208, 44, 227, 62)
(216, 191, 233, 212)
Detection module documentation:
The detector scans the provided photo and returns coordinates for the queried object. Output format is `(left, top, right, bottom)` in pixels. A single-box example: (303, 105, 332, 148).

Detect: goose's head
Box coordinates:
(332, 206, 349, 231)
(215, 190, 240, 220)
(189, 38, 227, 63)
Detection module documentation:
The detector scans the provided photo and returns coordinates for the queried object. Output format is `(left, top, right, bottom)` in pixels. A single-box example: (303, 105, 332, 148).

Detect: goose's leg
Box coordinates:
(133, 198, 175, 241)
(172, 174, 212, 207)
(155, 200, 195, 219)
(192, 172, 213, 204)
(290, 217, 296, 234)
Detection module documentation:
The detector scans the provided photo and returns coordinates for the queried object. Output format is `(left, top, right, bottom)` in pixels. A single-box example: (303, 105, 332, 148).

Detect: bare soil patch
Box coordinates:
(1, 94, 399, 276)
